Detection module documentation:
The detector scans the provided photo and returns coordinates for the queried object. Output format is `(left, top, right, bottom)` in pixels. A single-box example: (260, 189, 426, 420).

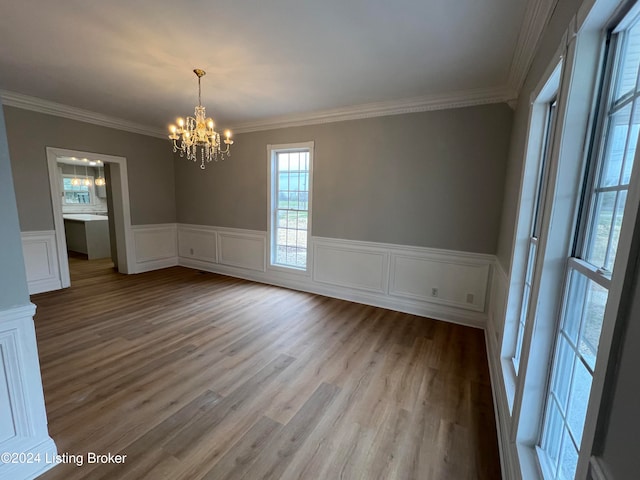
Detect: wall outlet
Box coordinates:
(431, 287, 439, 297)
(466, 293, 474, 304)
(189, 248, 194, 256)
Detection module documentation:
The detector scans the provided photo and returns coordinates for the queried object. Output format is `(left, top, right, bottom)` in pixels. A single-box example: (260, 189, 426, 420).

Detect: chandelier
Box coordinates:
(168, 69, 233, 169)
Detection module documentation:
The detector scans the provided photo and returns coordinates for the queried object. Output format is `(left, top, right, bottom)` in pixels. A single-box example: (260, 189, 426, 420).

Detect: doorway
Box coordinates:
(46, 147, 135, 287)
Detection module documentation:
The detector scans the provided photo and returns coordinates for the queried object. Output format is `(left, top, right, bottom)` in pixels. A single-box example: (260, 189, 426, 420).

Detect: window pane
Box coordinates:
(272, 148, 310, 269)
(586, 190, 615, 268)
(620, 107, 640, 184)
(561, 271, 587, 345)
(600, 104, 629, 187)
(566, 358, 593, 445)
(542, 400, 563, 469)
(605, 190, 627, 271)
(615, 22, 640, 98)
(540, 270, 606, 478)
(578, 279, 608, 371)
(551, 335, 574, 413)
(558, 431, 579, 480)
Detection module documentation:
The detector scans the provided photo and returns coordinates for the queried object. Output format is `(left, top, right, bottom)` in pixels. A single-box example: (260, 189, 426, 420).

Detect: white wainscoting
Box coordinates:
(389, 250, 490, 312)
(21, 231, 61, 295)
(0, 304, 57, 480)
(218, 229, 266, 272)
(131, 224, 178, 273)
(313, 239, 388, 293)
(177, 224, 494, 328)
(486, 258, 520, 480)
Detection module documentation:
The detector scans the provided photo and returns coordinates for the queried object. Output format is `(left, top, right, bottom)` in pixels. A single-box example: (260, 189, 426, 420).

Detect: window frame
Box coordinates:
(534, 10, 640, 479)
(61, 173, 96, 205)
(267, 141, 314, 274)
(513, 98, 559, 377)
(501, 58, 563, 413)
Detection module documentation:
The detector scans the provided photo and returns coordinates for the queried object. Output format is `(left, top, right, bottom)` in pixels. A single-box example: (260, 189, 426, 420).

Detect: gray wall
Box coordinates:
(176, 104, 513, 254)
(3, 106, 177, 231)
(0, 103, 29, 309)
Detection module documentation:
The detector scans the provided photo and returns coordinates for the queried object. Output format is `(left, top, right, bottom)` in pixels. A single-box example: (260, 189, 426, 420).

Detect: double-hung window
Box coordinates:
(513, 99, 557, 376)
(538, 16, 640, 479)
(268, 142, 313, 271)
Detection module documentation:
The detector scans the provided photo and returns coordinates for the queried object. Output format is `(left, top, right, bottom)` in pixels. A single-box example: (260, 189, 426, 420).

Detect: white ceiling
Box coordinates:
(0, 0, 531, 134)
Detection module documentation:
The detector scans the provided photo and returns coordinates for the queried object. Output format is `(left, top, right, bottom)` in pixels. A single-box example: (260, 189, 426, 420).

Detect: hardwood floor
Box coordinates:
(33, 256, 500, 479)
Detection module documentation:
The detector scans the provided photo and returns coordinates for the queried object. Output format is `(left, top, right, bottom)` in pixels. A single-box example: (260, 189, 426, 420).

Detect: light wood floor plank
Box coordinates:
(34, 256, 500, 480)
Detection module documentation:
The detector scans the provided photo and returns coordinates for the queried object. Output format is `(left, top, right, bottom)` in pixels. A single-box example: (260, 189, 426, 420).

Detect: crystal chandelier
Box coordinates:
(168, 69, 233, 170)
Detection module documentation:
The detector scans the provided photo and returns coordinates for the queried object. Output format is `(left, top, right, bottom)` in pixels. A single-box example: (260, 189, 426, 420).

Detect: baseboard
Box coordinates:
(134, 257, 178, 273)
(0, 437, 57, 480)
(132, 222, 493, 328)
(179, 255, 488, 329)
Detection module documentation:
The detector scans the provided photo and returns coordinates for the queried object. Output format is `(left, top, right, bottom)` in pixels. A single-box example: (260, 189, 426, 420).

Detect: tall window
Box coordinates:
(538, 17, 640, 479)
(514, 100, 557, 375)
(268, 142, 313, 271)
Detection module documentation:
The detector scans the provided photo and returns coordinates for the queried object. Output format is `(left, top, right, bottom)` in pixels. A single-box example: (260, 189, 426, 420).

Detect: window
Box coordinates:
(268, 142, 313, 271)
(62, 175, 93, 204)
(537, 16, 640, 479)
(513, 100, 557, 376)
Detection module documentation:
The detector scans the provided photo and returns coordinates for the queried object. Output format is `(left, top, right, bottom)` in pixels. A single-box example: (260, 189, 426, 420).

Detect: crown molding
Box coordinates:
(1, 84, 512, 138)
(506, 0, 560, 102)
(0, 90, 166, 139)
(230, 86, 511, 133)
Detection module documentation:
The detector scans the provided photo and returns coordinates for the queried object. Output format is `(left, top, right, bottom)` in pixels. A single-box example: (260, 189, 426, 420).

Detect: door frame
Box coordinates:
(45, 147, 134, 286)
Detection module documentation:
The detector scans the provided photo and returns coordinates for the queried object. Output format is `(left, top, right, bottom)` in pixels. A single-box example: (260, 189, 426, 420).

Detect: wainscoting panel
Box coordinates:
(313, 240, 388, 293)
(178, 226, 217, 263)
(217, 230, 266, 272)
(390, 252, 490, 312)
(176, 226, 493, 328)
(21, 231, 61, 295)
(0, 304, 57, 480)
(131, 224, 178, 273)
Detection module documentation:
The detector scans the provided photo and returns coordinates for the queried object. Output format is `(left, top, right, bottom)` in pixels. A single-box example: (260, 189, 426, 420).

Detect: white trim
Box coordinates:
(0, 90, 165, 139)
(577, 42, 640, 476)
(218, 230, 267, 272)
(232, 87, 510, 133)
(485, 323, 521, 480)
(131, 224, 178, 273)
(46, 147, 135, 287)
(2, 87, 511, 139)
(176, 224, 493, 329)
(507, 0, 561, 100)
(0, 303, 57, 480)
(20, 231, 61, 295)
(267, 141, 314, 274)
